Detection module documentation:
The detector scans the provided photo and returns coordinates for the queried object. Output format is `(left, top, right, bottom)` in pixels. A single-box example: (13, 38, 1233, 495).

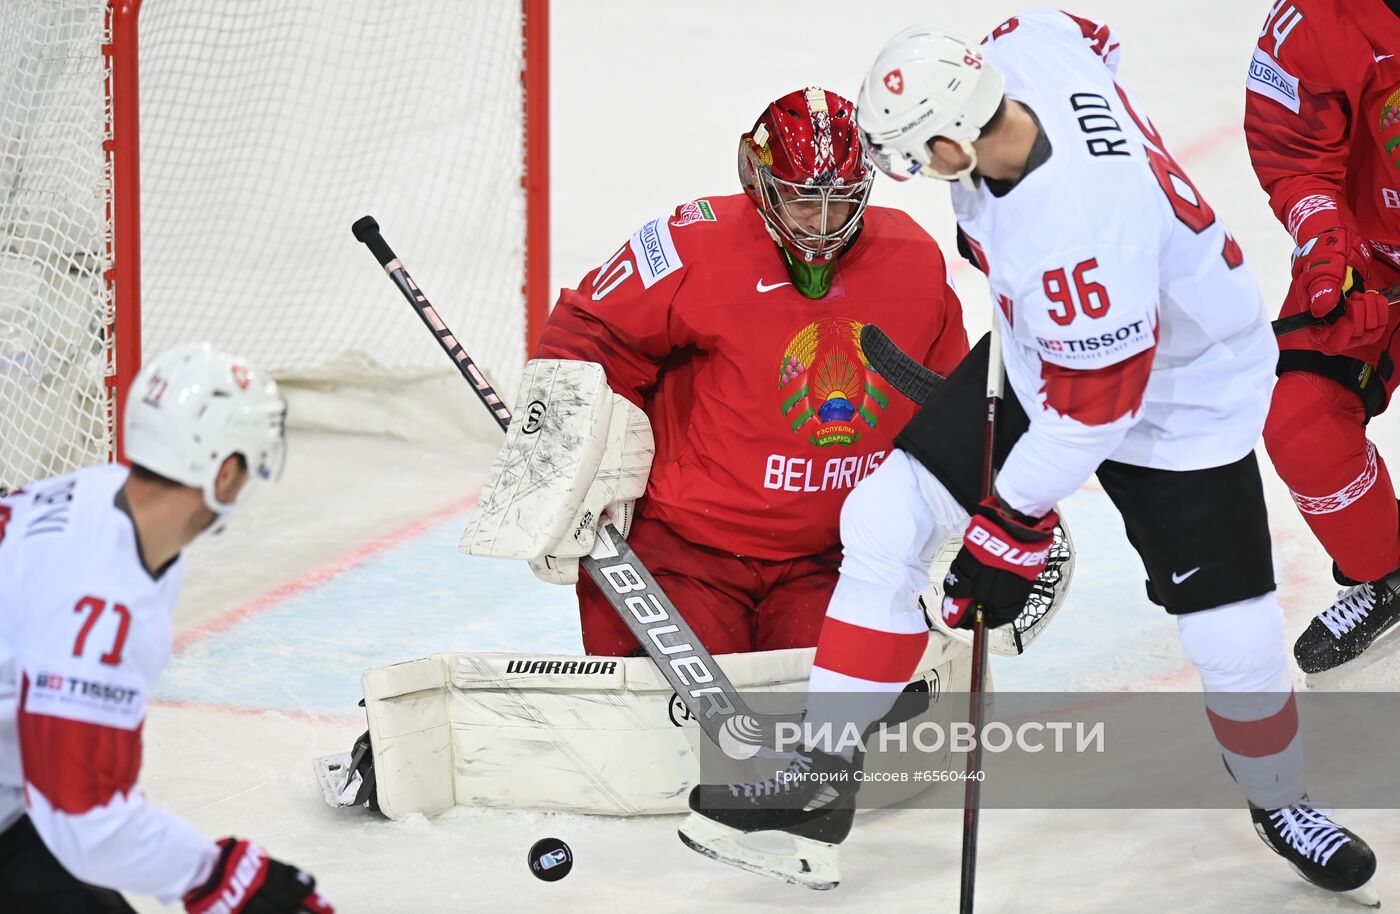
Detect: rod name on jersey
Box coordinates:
(25, 666, 145, 730)
(1070, 93, 1128, 158)
(1034, 319, 1152, 366)
(763, 450, 885, 493)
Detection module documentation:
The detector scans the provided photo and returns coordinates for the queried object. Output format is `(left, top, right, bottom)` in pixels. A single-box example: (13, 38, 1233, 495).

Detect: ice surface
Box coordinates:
(129, 2, 1400, 911)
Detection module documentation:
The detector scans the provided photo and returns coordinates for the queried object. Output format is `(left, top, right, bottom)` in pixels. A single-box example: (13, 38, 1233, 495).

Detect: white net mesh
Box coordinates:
(0, 1, 111, 493)
(0, 0, 529, 492)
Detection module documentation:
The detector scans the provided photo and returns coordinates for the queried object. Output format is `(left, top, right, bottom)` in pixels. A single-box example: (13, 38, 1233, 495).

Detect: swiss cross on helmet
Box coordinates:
(857, 26, 1006, 189)
(738, 87, 872, 277)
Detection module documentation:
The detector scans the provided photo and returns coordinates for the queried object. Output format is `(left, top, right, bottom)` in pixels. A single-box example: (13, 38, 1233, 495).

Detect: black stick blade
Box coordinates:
(860, 323, 944, 406)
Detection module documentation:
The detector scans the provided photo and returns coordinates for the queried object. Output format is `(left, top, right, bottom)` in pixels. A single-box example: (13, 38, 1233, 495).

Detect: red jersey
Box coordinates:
(535, 194, 967, 561)
(1246, 0, 1400, 268)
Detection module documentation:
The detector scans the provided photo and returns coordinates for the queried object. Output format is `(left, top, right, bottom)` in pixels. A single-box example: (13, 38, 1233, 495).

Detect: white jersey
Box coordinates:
(954, 9, 1278, 517)
(0, 465, 217, 902)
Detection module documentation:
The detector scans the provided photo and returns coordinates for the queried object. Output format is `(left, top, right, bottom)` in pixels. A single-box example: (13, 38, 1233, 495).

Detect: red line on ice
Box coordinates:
(149, 697, 364, 726)
(172, 492, 480, 654)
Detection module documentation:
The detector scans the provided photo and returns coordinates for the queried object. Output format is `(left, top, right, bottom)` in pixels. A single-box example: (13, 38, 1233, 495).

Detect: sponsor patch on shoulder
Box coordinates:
(629, 217, 682, 288)
(670, 199, 717, 227)
(1246, 47, 1300, 113)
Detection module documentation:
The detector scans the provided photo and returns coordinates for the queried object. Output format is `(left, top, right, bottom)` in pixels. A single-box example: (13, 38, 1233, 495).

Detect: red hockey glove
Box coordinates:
(1290, 226, 1389, 355)
(184, 839, 334, 914)
(941, 497, 1057, 631)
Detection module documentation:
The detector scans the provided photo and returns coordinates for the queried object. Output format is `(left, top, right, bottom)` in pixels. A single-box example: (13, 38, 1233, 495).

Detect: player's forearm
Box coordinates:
(1270, 181, 1351, 244)
(1245, 102, 1351, 241)
(28, 787, 219, 903)
(996, 414, 1134, 519)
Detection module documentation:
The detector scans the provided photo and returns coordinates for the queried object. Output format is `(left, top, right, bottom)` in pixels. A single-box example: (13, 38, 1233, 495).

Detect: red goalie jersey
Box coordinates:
(1246, 0, 1400, 292)
(535, 193, 967, 561)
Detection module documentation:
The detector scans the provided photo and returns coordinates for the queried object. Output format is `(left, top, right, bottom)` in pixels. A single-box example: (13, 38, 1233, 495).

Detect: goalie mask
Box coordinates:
(124, 342, 287, 525)
(856, 26, 1006, 190)
(738, 86, 873, 298)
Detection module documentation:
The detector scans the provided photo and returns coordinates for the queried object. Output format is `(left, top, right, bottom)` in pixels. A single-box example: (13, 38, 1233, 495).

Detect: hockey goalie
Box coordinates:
(313, 355, 1071, 819)
(314, 85, 1073, 818)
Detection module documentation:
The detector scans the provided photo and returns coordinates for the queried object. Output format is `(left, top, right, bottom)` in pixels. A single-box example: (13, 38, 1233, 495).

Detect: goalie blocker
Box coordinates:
(461, 358, 654, 584)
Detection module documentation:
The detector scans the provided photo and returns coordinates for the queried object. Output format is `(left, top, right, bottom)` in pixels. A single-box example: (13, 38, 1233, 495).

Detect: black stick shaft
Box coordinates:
(350, 215, 763, 753)
(1271, 283, 1400, 337)
(960, 331, 1003, 914)
(352, 215, 512, 429)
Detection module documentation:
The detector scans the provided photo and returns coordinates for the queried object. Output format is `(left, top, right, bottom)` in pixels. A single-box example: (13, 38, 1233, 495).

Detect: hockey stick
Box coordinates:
(959, 319, 1003, 914)
(351, 215, 766, 758)
(861, 322, 1075, 657)
(1270, 283, 1400, 336)
(859, 323, 946, 403)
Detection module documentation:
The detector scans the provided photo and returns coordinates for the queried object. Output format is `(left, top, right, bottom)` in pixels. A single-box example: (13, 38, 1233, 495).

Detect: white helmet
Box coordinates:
(123, 342, 287, 518)
(856, 26, 1006, 189)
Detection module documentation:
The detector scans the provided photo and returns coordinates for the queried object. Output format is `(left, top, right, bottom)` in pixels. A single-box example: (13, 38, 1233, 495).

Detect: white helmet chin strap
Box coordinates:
(922, 138, 980, 191)
(198, 482, 238, 538)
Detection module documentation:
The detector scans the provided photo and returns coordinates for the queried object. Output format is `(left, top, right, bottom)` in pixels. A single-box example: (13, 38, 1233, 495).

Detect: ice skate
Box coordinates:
(313, 729, 379, 812)
(1294, 568, 1400, 680)
(678, 748, 858, 890)
(1253, 801, 1379, 907)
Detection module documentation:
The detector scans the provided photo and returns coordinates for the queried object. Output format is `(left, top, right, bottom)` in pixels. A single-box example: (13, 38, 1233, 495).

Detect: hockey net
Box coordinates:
(0, 0, 546, 493)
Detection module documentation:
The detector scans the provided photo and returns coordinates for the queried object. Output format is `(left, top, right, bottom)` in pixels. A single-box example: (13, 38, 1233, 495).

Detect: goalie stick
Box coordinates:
(350, 216, 769, 760)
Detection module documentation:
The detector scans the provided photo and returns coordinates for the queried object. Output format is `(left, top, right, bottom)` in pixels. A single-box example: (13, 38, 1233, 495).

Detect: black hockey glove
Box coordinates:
(184, 838, 334, 914)
(942, 496, 1057, 630)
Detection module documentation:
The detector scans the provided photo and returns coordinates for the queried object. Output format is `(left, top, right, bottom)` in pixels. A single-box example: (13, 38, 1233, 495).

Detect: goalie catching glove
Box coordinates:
(942, 496, 1058, 630)
(461, 359, 655, 584)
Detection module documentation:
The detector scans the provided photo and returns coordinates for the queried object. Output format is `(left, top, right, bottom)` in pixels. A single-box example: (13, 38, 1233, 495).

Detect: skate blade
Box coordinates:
(1342, 876, 1381, 908)
(312, 752, 362, 808)
(1286, 863, 1381, 908)
(677, 812, 840, 891)
(1304, 620, 1400, 689)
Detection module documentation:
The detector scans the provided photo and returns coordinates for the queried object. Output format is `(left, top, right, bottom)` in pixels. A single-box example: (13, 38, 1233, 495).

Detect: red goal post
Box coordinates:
(0, 0, 549, 492)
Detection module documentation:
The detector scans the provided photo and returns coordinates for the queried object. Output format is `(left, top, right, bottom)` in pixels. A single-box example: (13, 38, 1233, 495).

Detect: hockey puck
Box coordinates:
(527, 838, 573, 882)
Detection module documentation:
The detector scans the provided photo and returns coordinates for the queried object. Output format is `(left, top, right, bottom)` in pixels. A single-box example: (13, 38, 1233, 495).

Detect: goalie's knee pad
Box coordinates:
(461, 359, 654, 584)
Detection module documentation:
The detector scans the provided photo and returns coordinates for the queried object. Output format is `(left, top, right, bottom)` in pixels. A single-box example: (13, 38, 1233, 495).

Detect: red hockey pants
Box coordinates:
(575, 514, 840, 656)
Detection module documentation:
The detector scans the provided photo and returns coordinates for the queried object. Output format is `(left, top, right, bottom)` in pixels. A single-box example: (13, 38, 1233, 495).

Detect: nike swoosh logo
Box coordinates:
(1378, 54, 1394, 63)
(1171, 567, 1201, 585)
(756, 279, 792, 293)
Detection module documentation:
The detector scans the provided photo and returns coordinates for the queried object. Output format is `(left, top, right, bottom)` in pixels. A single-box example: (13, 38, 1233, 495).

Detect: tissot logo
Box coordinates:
(522, 400, 546, 434)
